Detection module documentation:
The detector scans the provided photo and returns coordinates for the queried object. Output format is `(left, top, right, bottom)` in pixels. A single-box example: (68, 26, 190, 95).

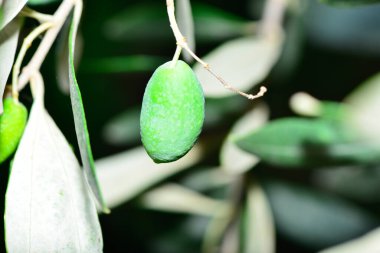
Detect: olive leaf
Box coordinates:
(263, 180, 379, 250)
(290, 93, 348, 122)
(176, 0, 195, 62)
(319, 227, 380, 253)
(307, 1, 380, 56)
(0, 18, 21, 114)
(56, 19, 83, 94)
(345, 72, 380, 143)
(220, 103, 269, 174)
(242, 180, 275, 253)
(96, 145, 203, 209)
(313, 165, 380, 203)
(235, 118, 380, 168)
(180, 167, 235, 192)
(319, 0, 380, 6)
(5, 88, 102, 253)
(0, 0, 27, 29)
(140, 183, 228, 216)
(28, 0, 61, 5)
(68, 4, 109, 213)
(193, 34, 283, 98)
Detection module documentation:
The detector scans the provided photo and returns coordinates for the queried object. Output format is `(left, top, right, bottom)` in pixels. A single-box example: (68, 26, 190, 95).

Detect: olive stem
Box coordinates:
(30, 72, 45, 105)
(166, 0, 267, 100)
(20, 6, 54, 23)
(17, 0, 77, 92)
(11, 22, 54, 101)
(170, 45, 182, 68)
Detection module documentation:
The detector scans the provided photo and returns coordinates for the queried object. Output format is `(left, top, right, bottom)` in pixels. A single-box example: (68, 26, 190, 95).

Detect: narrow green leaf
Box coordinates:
(307, 0, 380, 56)
(28, 0, 61, 5)
(345, 72, 380, 143)
(219, 218, 240, 253)
(320, 102, 348, 122)
(56, 20, 83, 94)
(202, 207, 234, 253)
(55, 20, 70, 94)
(314, 165, 380, 203)
(220, 103, 269, 174)
(140, 183, 228, 216)
(263, 180, 379, 250)
(5, 92, 102, 252)
(290, 93, 349, 122)
(68, 4, 109, 213)
(236, 118, 380, 168)
(319, 227, 380, 253)
(242, 180, 275, 253)
(180, 167, 235, 192)
(0, 18, 21, 114)
(0, 0, 28, 29)
(320, 0, 380, 6)
(0, 8, 3, 26)
(96, 145, 203, 209)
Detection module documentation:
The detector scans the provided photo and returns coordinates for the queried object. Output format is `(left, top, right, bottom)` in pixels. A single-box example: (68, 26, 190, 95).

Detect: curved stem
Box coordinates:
(12, 22, 53, 100)
(17, 0, 77, 92)
(166, 0, 267, 100)
(170, 45, 182, 68)
(20, 6, 54, 23)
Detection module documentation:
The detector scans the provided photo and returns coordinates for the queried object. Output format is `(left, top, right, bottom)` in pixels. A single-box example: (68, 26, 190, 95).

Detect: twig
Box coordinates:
(12, 22, 53, 100)
(166, 0, 267, 100)
(17, 0, 77, 92)
(170, 45, 182, 68)
(20, 6, 54, 23)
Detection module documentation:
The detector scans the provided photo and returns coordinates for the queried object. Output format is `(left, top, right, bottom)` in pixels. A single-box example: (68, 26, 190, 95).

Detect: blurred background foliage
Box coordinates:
(2, 0, 380, 252)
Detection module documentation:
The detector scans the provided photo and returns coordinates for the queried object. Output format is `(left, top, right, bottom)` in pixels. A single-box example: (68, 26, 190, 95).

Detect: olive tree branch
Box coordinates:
(17, 0, 77, 92)
(166, 0, 267, 100)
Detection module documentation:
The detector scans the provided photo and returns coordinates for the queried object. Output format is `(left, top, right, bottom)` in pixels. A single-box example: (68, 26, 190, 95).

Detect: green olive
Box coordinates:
(140, 60, 205, 163)
(0, 98, 28, 164)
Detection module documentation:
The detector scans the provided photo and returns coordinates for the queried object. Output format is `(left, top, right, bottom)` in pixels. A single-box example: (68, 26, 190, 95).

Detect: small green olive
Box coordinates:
(0, 98, 28, 164)
(140, 60, 205, 163)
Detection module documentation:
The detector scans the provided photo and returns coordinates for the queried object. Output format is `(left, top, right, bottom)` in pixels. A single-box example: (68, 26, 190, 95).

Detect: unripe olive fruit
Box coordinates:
(140, 60, 205, 163)
(0, 98, 28, 164)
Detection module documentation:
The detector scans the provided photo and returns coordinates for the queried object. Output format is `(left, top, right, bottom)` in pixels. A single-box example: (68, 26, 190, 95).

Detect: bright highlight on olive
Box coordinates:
(140, 60, 205, 163)
(0, 98, 28, 164)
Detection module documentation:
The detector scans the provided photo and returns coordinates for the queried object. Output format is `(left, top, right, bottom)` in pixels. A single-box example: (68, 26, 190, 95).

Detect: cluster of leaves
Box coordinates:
(1, 0, 380, 252)
(1, 0, 106, 252)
